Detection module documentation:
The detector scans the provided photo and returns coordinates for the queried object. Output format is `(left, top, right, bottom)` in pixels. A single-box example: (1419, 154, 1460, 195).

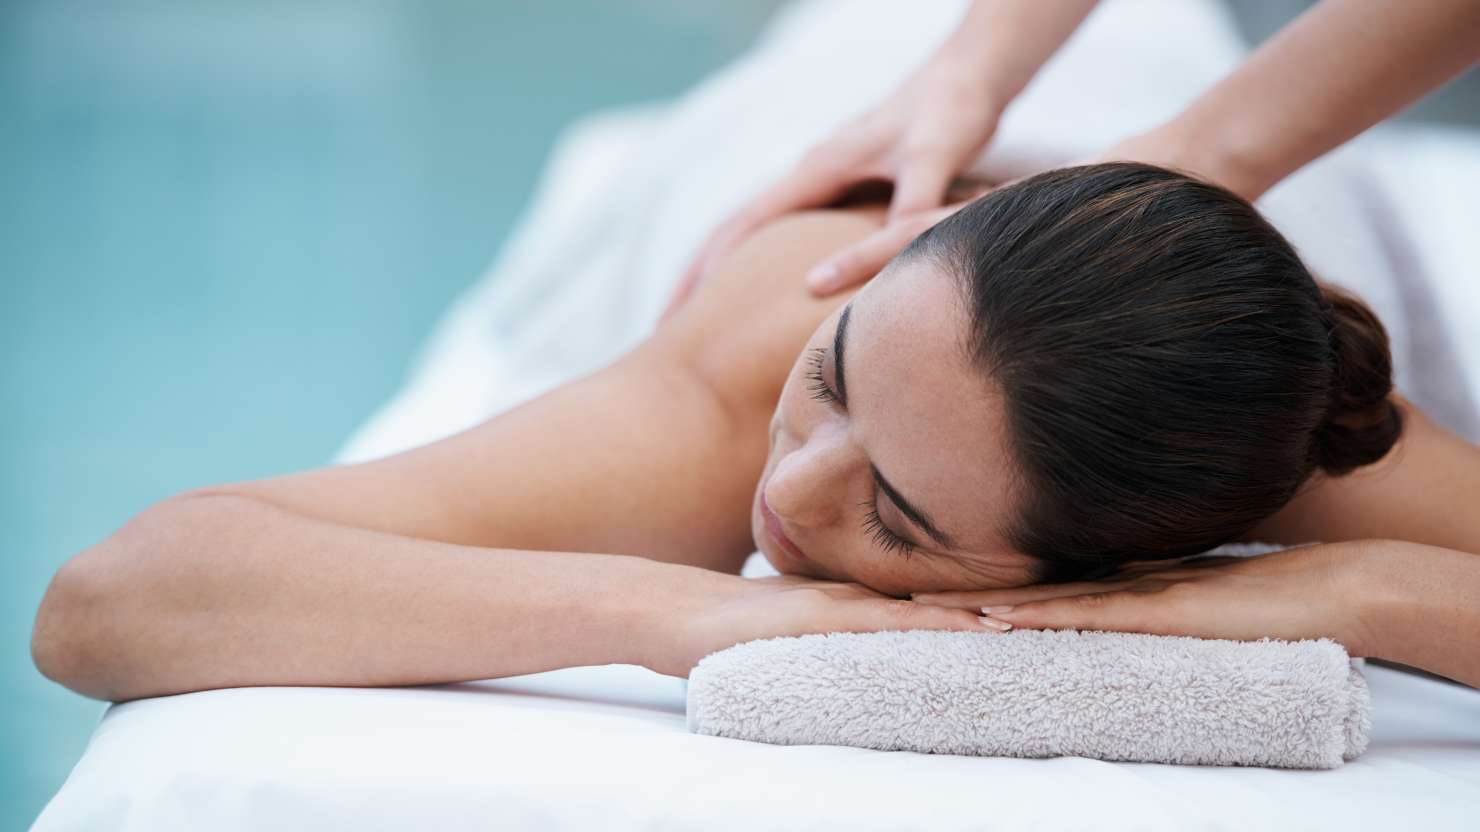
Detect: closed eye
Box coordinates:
(805, 346, 916, 558)
(861, 500, 918, 559)
(804, 347, 840, 406)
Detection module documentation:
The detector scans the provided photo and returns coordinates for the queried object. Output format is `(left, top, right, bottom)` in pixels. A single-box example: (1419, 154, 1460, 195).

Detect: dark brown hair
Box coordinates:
(905, 163, 1402, 582)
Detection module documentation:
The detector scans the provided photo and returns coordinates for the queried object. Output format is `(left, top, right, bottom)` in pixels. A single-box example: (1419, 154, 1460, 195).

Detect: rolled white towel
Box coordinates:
(687, 628, 1369, 770)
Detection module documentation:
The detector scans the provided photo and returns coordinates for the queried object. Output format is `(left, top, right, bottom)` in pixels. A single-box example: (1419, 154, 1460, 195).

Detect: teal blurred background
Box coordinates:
(5, 0, 1477, 827)
(0, 1, 778, 825)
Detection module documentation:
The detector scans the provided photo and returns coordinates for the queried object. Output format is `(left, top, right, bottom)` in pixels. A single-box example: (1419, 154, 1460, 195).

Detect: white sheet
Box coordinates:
(31, 661, 1480, 831)
(35, 0, 1480, 828)
(326, 0, 1477, 466)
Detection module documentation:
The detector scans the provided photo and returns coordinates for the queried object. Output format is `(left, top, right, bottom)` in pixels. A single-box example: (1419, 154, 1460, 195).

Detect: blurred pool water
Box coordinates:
(0, 1, 776, 825)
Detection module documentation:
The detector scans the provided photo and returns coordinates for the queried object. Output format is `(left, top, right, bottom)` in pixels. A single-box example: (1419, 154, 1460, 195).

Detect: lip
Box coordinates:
(760, 490, 811, 564)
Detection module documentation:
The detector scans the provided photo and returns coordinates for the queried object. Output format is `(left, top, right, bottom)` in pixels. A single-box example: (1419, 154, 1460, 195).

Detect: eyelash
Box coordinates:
(804, 347, 916, 559)
(804, 347, 837, 404)
(862, 501, 917, 559)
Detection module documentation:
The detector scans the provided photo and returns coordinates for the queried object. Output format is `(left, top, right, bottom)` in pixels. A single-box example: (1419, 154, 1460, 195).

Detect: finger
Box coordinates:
(685, 163, 866, 299)
(719, 150, 870, 248)
(881, 599, 1013, 634)
(805, 210, 945, 295)
(664, 181, 819, 321)
(911, 579, 1140, 611)
(988, 591, 1162, 635)
(887, 156, 955, 221)
(832, 599, 1010, 637)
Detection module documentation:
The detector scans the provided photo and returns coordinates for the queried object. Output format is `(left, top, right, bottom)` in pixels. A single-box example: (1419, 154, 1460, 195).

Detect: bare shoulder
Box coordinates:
(179, 204, 888, 566)
(1247, 398, 1480, 553)
(652, 204, 886, 417)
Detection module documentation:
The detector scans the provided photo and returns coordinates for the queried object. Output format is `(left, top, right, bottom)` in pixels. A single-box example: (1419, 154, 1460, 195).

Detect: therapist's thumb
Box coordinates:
(805, 212, 942, 296)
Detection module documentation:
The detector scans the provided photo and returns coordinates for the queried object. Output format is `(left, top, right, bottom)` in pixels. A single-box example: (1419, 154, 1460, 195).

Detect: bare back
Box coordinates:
(196, 202, 1480, 576)
(198, 207, 888, 574)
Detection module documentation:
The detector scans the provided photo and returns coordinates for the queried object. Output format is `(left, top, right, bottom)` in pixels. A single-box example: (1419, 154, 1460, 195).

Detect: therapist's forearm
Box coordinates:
(1163, 0, 1480, 200)
(31, 493, 698, 702)
(944, 0, 1101, 107)
(1358, 540, 1480, 688)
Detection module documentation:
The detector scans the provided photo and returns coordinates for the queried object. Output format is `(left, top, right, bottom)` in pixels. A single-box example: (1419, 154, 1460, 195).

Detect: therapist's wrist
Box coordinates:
(1146, 107, 1279, 202)
(939, 0, 1101, 113)
(916, 42, 1011, 123)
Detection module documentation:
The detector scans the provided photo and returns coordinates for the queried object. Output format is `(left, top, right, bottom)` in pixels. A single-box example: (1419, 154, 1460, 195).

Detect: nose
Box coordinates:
(765, 425, 858, 530)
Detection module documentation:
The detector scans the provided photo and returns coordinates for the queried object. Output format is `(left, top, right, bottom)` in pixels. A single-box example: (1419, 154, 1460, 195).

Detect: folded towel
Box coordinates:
(686, 628, 1370, 769)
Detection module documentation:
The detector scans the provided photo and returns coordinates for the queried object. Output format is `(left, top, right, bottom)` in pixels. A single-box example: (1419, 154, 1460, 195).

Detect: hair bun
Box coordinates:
(1315, 284, 1402, 475)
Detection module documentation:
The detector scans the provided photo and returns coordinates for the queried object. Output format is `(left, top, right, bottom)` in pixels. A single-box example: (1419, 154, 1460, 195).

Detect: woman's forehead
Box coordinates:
(848, 261, 1017, 559)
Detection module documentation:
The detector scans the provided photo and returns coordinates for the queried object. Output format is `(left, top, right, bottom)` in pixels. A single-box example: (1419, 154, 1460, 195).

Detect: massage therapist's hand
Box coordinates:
(644, 570, 999, 678)
(911, 542, 1380, 655)
(1078, 124, 1257, 201)
(660, 51, 1005, 319)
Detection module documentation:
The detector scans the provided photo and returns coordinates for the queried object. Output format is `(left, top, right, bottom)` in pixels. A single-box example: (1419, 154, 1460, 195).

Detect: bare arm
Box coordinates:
(30, 494, 702, 701)
(1248, 397, 1480, 556)
(947, 0, 1102, 108)
(31, 209, 880, 701)
(1358, 539, 1480, 687)
(1239, 396, 1480, 683)
(1149, 0, 1480, 200)
(198, 208, 877, 570)
(669, 0, 1100, 301)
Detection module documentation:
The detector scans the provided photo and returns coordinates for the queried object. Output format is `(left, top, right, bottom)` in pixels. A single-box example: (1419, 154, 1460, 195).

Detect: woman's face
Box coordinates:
(751, 257, 1040, 597)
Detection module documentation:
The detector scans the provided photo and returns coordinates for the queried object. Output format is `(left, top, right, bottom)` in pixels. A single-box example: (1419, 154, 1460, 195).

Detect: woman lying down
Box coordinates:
(32, 163, 1480, 700)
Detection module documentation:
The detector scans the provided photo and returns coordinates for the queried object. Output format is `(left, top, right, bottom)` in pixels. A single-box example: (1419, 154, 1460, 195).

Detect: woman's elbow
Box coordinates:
(32, 547, 122, 700)
(31, 491, 237, 701)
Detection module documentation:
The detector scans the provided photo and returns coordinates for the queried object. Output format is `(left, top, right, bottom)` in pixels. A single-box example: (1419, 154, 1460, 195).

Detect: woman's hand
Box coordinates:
(661, 53, 1005, 319)
(645, 569, 1002, 678)
(911, 542, 1380, 655)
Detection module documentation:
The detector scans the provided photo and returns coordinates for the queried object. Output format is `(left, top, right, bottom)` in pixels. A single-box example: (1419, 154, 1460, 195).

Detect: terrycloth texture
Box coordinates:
(687, 629, 1370, 770)
(33, 1, 1480, 824)
(318, 0, 1462, 782)
(714, 545, 1370, 769)
(323, 0, 1458, 771)
(39, 660, 1480, 832)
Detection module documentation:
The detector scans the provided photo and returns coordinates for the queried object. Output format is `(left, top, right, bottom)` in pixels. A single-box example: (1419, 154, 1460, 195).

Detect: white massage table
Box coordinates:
(30, 660, 1480, 830)
(34, 1, 1480, 828)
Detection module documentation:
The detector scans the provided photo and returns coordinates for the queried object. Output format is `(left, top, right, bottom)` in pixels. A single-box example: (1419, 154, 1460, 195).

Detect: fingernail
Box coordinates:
(981, 605, 1015, 614)
(806, 263, 838, 289)
(978, 616, 1012, 632)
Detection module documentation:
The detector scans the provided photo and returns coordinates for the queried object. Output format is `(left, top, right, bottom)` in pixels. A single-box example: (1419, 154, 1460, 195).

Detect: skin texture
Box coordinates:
(177, 202, 1027, 593)
(752, 257, 1040, 596)
(666, 0, 1480, 304)
(31, 202, 1480, 696)
(30, 206, 1007, 700)
(909, 397, 1480, 688)
(662, 0, 1099, 311)
(210, 208, 898, 571)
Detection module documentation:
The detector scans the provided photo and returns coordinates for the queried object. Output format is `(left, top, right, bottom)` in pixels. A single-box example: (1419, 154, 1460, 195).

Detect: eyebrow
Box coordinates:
(832, 304, 850, 406)
(873, 465, 956, 550)
(835, 302, 957, 551)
